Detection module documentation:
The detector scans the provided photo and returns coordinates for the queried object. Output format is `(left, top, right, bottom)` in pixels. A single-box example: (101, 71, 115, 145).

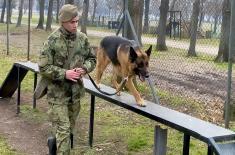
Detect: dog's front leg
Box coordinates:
(111, 73, 121, 96)
(125, 79, 146, 107)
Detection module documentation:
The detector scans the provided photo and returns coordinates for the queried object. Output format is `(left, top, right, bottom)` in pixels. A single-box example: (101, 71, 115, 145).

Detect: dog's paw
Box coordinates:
(136, 99, 146, 107)
(117, 92, 121, 96)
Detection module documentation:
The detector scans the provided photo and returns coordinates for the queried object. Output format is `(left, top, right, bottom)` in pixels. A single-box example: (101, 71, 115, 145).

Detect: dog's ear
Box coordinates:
(145, 45, 152, 57)
(129, 46, 138, 62)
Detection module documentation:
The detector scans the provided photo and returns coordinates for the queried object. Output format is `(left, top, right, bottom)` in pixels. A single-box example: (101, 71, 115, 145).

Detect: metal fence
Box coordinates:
(78, 0, 234, 126)
(0, 0, 234, 127)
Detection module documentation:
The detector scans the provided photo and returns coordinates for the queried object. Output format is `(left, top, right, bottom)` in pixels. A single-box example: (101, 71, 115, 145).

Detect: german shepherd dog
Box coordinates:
(95, 36, 152, 106)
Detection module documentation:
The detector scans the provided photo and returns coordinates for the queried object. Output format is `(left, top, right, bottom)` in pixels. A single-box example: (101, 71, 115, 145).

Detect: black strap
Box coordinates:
(87, 74, 127, 96)
(60, 30, 127, 96)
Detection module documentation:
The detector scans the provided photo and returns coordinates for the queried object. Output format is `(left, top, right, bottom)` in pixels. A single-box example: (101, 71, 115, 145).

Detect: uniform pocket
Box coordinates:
(47, 104, 59, 123)
(54, 54, 65, 67)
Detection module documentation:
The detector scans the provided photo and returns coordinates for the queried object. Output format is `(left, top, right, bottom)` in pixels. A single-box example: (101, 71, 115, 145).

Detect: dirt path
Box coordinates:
(0, 97, 49, 155)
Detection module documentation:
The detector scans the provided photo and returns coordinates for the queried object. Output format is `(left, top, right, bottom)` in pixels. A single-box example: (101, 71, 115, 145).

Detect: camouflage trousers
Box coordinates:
(47, 95, 80, 155)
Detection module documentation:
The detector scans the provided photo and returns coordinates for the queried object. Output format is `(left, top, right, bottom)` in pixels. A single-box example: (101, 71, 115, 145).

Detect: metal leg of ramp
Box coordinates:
(209, 135, 235, 155)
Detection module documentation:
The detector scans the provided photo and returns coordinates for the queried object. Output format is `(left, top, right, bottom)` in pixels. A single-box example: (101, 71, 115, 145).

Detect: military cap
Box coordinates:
(59, 4, 78, 22)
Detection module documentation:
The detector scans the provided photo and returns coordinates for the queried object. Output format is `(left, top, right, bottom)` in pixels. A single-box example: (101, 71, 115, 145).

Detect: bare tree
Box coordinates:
(106, 0, 122, 19)
(198, 0, 206, 28)
(65, 0, 75, 4)
(0, 0, 6, 23)
(215, 0, 231, 62)
(127, 0, 144, 45)
(156, 0, 169, 51)
(81, 0, 89, 34)
(91, 0, 97, 24)
(188, 0, 200, 57)
(169, 0, 178, 11)
(46, 0, 54, 31)
(16, 0, 24, 27)
(6, 0, 13, 24)
(213, 0, 222, 34)
(37, 0, 45, 29)
(30, 0, 35, 19)
(143, 0, 150, 33)
(56, 0, 60, 23)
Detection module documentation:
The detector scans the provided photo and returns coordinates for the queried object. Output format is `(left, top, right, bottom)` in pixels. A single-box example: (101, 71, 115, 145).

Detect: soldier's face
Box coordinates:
(62, 16, 79, 33)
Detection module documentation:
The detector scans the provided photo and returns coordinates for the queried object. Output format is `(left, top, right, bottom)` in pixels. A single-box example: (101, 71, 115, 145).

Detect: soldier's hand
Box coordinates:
(65, 69, 81, 82)
(74, 68, 86, 76)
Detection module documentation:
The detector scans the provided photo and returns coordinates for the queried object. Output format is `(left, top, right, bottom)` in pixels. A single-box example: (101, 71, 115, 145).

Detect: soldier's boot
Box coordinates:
(70, 133, 73, 149)
(47, 136, 57, 155)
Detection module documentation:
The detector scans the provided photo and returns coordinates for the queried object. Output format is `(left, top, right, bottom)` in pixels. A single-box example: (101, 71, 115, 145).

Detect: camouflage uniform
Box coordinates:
(38, 25, 96, 154)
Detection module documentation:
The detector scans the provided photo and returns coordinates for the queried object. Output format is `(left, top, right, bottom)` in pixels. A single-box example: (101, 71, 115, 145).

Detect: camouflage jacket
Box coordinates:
(38, 27, 96, 89)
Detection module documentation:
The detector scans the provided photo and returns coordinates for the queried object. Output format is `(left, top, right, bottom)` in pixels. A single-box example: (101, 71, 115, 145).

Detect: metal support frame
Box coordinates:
(183, 134, 190, 155)
(154, 126, 167, 155)
(116, 0, 141, 47)
(16, 67, 38, 114)
(89, 95, 95, 147)
(33, 73, 37, 109)
(17, 67, 21, 114)
(207, 145, 213, 155)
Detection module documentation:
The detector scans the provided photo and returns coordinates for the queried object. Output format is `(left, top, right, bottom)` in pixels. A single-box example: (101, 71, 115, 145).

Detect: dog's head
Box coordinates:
(129, 45, 152, 82)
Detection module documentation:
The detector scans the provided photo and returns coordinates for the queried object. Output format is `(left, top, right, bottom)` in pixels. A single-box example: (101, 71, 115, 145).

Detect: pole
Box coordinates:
(27, 0, 31, 61)
(6, 0, 10, 55)
(123, 0, 128, 38)
(225, 0, 235, 128)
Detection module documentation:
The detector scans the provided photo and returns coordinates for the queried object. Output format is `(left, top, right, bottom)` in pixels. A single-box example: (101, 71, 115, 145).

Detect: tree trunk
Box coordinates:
(16, 0, 24, 27)
(215, 0, 230, 62)
(8, 0, 13, 24)
(65, 0, 74, 4)
(30, 0, 34, 19)
(213, 15, 219, 34)
(127, 0, 144, 46)
(81, 0, 89, 34)
(156, 0, 169, 51)
(91, 0, 97, 24)
(46, 0, 53, 31)
(56, 0, 60, 23)
(188, 0, 200, 57)
(143, 0, 150, 33)
(198, 0, 205, 28)
(0, 0, 6, 23)
(36, 0, 45, 29)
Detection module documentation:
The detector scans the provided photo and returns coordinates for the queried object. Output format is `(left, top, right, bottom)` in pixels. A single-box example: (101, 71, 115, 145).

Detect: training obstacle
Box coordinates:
(0, 61, 235, 155)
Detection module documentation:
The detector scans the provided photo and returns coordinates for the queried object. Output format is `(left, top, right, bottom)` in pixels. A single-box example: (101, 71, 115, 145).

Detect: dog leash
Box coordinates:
(87, 74, 128, 96)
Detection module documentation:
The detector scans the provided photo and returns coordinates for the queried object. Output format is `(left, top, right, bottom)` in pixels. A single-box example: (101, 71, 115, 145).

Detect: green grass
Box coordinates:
(73, 98, 208, 155)
(0, 136, 18, 155)
(20, 105, 48, 123)
(179, 37, 220, 47)
(154, 46, 234, 72)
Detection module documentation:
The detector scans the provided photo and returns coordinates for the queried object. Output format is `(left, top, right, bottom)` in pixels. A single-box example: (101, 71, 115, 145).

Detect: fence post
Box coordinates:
(123, 0, 128, 38)
(225, 0, 235, 128)
(6, 0, 10, 55)
(153, 126, 167, 155)
(27, 0, 32, 61)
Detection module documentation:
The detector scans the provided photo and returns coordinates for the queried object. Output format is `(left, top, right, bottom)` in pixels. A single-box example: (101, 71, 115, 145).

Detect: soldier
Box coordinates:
(38, 4, 96, 155)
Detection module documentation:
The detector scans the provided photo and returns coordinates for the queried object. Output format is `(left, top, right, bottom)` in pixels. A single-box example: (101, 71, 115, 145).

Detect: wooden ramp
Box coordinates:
(0, 61, 39, 98)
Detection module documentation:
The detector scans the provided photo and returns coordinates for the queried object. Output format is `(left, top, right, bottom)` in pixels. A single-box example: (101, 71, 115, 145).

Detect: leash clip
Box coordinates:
(124, 76, 128, 81)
